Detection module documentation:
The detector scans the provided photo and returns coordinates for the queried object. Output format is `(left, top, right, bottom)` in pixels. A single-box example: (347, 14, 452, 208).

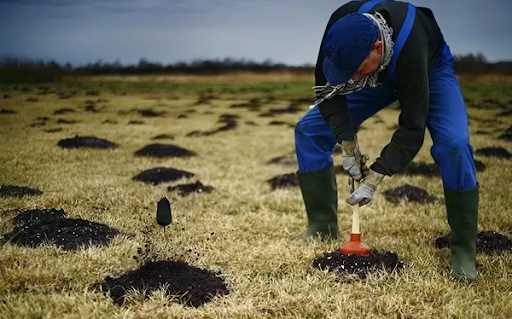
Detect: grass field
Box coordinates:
(1, 73, 511, 318)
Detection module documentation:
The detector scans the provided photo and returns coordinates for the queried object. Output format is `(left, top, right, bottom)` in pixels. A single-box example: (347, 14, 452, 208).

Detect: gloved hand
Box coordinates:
(346, 169, 385, 206)
(341, 138, 364, 181)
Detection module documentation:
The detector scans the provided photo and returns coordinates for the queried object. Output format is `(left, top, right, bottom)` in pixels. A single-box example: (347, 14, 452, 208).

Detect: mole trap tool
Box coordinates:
(339, 154, 371, 256)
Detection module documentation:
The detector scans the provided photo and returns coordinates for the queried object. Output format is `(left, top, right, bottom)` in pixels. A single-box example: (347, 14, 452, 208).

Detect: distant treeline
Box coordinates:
(1, 55, 511, 83)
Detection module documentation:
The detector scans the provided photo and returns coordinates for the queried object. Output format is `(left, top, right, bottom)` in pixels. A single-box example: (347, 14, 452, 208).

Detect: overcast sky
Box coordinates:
(1, 0, 511, 66)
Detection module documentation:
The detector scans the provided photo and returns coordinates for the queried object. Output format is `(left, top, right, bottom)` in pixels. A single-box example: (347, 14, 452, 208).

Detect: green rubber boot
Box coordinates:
(444, 187, 479, 281)
(297, 165, 339, 240)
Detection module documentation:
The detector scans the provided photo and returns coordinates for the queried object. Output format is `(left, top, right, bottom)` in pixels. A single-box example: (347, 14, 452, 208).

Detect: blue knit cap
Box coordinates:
(322, 13, 379, 85)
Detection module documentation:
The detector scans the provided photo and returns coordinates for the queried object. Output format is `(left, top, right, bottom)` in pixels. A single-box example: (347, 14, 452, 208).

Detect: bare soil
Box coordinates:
(312, 250, 404, 279)
(97, 260, 229, 307)
(132, 167, 195, 185)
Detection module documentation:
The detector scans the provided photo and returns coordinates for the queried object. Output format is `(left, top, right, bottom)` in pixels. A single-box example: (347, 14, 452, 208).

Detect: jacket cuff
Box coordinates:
(370, 160, 393, 176)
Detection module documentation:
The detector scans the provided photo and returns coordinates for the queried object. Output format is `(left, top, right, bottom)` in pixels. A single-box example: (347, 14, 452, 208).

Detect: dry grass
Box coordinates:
(0, 73, 511, 318)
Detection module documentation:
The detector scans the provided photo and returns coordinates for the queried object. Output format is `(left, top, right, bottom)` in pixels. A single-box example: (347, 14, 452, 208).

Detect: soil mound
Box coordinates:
(268, 120, 293, 127)
(167, 181, 214, 196)
(56, 118, 80, 124)
(132, 167, 195, 185)
(193, 93, 215, 106)
(383, 184, 437, 204)
(435, 231, 512, 254)
(266, 154, 296, 166)
(499, 126, 512, 142)
(218, 113, 239, 121)
(152, 134, 174, 140)
(402, 162, 439, 177)
(134, 144, 196, 158)
(497, 109, 512, 117)
(267, 173, 298, 190)
(402, 160, 486, 177)
(230, 97, 266, 111)
(0, 108, 16, 114)
(137, 108, 167, 117)
(53, 108, 75, 115)
(13, 208, 67, 226)
(84, 104, 101, 113)
(57, 135, 118, 149)
(0, 185, 43, 197)
(98, 260, 229, 307)
(312, 250, 404, 279)
(3, 217, 120, 250)
(475, 147, 511, 159)
(44, 127, 63, 133)
(128, 120, 145, 125)
(259, 103, 302, 117)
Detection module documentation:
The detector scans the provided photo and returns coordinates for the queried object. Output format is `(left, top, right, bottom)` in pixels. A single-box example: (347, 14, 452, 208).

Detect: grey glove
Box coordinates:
(341, 138, 363, 180)
(346, 169, 385, 206)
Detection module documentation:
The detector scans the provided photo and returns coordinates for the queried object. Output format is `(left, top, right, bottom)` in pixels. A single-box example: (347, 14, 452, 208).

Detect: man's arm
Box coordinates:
(370, 22, 431, 176)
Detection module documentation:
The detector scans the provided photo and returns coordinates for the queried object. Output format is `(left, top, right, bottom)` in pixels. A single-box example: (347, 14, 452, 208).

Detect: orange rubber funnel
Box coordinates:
(339, 233, 370, 256)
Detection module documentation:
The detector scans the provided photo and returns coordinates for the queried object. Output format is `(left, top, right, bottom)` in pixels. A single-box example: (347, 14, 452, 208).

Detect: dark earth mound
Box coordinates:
(134, 143, 196, 158)
(128, 120, 145, 125)
(167, 181, 214, 196)
(185, 115, 239, 137)
(475, 147, 511, 159)
(0, 185, 43, 197)
(435, 231, 512, 254)
(30, 117, 48, 127)
(185, 130, 203, 137)
(259, 103, 302, 117)
(193, 93, 216, 106)
(402, 160, 486, 177)
(136, 108, 166, 117)
(177, 114, 188, 119)
(56, 118, 80, 124)
(132, 167, 195, 185)
(97, 260, 229, 307)
(13, 208, 67, 227)
(84, 104, 102, 113)
(268, 120, 293, 127)
(58, 135, 118, 149)
(383, 184, 437, 204)
(218, 113, 239, 121)
(230, 97, 266, 111)
(53, 108, 75, 115)
(266, 154, 296, 166)
(267, 173, 298, 190)
(44, 127, 63, 133)
(402, 162, 439, 177)
(499, 126, 512, 142)
(312, 250, 404, 279)
(152, 134, 174, 140)
(475, 129, 491, 135)
(102, 119, 118, 124)
(0, 108, 16, 114)
(3, 217, 120, 250)
(474, 159, 486, 172)
(85, 90, 100, 96)
(497, 109, 512, 117)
